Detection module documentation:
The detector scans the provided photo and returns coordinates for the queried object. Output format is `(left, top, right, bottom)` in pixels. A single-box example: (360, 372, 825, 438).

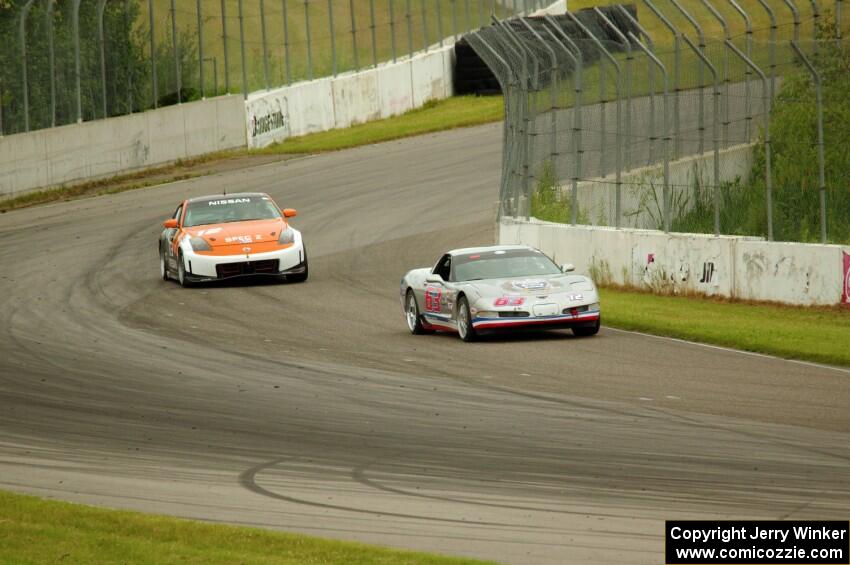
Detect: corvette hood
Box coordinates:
(184, 219, 286, 248)
(466, 274, 594, 297)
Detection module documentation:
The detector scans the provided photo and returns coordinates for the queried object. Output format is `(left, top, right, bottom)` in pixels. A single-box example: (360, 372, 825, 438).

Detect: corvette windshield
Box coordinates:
(453, 249, 561, 281)
(183, 196, 281, 227)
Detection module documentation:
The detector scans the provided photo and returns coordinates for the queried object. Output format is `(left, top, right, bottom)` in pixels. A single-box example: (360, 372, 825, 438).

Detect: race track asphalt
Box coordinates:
(1, 123, 848, 564)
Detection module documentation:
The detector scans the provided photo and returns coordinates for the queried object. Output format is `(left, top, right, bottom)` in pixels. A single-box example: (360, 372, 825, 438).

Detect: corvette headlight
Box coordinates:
(189, 237, 211, 251)
(278, 228, 295, 245)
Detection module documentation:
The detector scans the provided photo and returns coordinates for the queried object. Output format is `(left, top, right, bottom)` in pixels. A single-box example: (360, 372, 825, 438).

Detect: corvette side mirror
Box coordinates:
(425, 274, 443, 284)
(561, 263, 575, 273)
(163, 219, 178, 229)
(283, 208, 297, 218)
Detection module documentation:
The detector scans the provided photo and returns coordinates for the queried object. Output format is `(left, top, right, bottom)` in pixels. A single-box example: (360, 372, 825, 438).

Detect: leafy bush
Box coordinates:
(738, 20, 850, 243)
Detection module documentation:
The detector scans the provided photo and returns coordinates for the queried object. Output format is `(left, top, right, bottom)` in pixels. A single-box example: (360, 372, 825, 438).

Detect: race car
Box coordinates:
(158, 192, 307, 286)
(400, 245, 600, 341)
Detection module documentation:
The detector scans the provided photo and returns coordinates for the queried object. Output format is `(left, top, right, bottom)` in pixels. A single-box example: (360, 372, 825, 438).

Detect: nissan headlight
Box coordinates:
(189, 237, 211, 251)
(278, 228, 295, 245)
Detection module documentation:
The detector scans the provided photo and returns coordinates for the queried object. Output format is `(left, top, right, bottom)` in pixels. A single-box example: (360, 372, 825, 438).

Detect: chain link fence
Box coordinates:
(468, 1, 850, 244)
(0, 0, 558, 135)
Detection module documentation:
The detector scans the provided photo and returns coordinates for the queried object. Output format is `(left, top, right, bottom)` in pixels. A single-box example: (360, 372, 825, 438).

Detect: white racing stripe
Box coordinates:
(605, 326, 850, 375)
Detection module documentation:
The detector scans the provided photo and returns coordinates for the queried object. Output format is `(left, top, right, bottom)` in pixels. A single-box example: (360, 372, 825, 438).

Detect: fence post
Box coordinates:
(170, 0, 181, 103)
(519, 18, 559, 182)
(496, 19, 537, 219)
(98, 0, 109, 118)
(837, 0, 843, 46)
(617, 6, 656, 163)
(260, 0, 270, 89)
(221, 0, 230, 92)
(669, 0, 705, 156)
(700, 0, 730, 148)
(782, 0, 801, 41)
(74, 0, 83, 121)
(282, 0, 291, 84)
(328, 0, 337, 76)
(808, 0, 820, 55)
(389, 0, 397, 63)
(148, 0, 157, 107)
(305, 1, 313, 79)
(350, 0, 360, 70)
(642, 0, 680, 159)
(125, 0, 133, 112)
(630, 32, 674, 232)
(754, 0, 776, 101)
(370, 0, 378, 66)
(452, 0, 458, 42)
(726, 40, 773, 241)
(421, 0, 429, 51)
(566, 11, 624, 228)
(239, 0, 249, 95)
(406, 0, 414, 58)
(728, 0, 753, 142)
(468, 32, 518, 217)
(790, 41, 827, 243)
(682, 35, 721, 236)
(197, 0, 204, 97)
(596, 8, 633, 172)
(47, 0, 57, 126)
(20, 0, 36, 132)
(543, 15, 584, 226)
(436, 0, 443, 46)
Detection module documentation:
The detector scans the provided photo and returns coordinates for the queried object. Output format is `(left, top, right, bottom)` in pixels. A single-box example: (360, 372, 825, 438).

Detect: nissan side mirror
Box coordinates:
(163, 219, 178, 229)
(283, 208, 297, 218)
(561, 263, 575, 273)
(425, 274, 443, 284)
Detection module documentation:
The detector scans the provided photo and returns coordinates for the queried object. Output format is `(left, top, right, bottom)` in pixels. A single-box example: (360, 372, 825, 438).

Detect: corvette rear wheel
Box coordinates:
(457, 296, 477, 342)
(405, 290, 432, 335)
(572, 317, 600, 337)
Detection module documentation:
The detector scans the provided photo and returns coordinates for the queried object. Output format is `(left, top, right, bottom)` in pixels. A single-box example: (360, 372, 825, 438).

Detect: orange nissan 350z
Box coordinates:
(158, 192, 308, 287)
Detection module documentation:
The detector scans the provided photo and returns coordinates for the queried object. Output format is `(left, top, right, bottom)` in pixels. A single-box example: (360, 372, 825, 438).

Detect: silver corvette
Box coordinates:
(400, 245, 601, 342)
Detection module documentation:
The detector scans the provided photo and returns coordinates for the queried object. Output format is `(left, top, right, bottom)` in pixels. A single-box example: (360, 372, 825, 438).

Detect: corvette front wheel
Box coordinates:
(572, 317, 600, 337)
(456, 296, 477, 342)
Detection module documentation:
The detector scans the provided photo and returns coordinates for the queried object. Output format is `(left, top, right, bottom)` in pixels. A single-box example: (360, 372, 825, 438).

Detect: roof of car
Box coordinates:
(448, 244, 535, 256)
(186, 192, 269, 204)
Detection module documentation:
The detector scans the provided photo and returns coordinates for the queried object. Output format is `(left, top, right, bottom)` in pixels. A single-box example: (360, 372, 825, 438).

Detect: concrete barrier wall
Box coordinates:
(246, 46, 455, 148)
(569, 143, 755, 229)
(0, 95, 246, 198)
(500, 218, 849, 306)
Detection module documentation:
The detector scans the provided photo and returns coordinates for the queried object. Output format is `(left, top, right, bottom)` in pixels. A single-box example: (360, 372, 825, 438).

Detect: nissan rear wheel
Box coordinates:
(159, 246, 169, 281)
(457, 296, 477, 342)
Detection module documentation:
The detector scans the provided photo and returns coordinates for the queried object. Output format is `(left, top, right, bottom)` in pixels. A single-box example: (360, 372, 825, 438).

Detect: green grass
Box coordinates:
(255, 95, 504, 154)
(600, 287, 850, 367)
(0, 490, 494, 565)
